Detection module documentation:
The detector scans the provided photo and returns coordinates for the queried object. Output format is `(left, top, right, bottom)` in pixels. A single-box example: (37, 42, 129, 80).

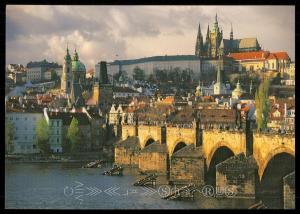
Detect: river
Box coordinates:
(5, 162, 259, 209)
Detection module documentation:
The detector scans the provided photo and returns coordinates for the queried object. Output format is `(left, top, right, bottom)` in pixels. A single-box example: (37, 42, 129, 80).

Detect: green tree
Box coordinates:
(67, 117, 83, 153)
(5, 119, 14, 154)
(36, 118, 51, 154)
(255, 77, 270, 131)
(133, 66, 145, 81)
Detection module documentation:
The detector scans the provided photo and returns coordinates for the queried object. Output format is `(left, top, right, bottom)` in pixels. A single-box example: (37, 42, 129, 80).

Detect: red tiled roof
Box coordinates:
(273, 52, 290, 60)
(228, 50, 269, 61)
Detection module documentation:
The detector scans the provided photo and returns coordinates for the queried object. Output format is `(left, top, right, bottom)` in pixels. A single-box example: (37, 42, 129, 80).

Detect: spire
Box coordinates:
(195, 23, 204, 57)
(230, 23, 233, 40)
(206, 24, 210, 41)
(73, 48, 79, 61)
(64, 42, 71, 62)
(214, 13, 218, 31)
(216, 55, 222, 84)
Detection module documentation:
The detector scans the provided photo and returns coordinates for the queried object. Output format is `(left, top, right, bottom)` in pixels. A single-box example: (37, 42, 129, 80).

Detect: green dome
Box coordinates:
(72, 60, 86, 72)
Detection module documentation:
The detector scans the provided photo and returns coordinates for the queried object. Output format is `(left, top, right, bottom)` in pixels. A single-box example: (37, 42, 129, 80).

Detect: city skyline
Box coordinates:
(6, 5, 295, 70)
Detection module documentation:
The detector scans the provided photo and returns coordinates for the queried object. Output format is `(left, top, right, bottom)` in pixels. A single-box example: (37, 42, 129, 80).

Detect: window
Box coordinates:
(10, 117, 13, 121)
(33, 144, 36, 149)
(24, 136, 27, 140)
(57, 121, 59, 126)
(67, 81, 70, 88)
(57, 138, 59, 143)
(57, 130, 59, 135)
(272, 63, 274, 69)
(67, 67, 70, 73)
(16, 117, 19, 120)
(25, 117, 27, 121)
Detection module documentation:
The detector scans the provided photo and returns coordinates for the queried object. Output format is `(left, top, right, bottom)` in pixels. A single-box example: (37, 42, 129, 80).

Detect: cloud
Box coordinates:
(6, 5, 295, 70)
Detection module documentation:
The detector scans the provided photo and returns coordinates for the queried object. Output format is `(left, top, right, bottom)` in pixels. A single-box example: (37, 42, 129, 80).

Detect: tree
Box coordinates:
(133, 66, 145, 81)
(36, 118, 51, 154)
(255, 77, 270, 131)
(67, 117, 83, 153)
(5, 119, 14, 154)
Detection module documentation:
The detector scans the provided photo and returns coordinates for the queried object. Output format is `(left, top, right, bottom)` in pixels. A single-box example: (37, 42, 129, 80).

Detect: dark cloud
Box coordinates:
(6, 5, 295, 69)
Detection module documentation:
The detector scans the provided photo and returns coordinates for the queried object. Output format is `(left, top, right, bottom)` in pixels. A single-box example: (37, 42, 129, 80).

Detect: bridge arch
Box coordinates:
(258, 147, 295, 181)
(168, 138, 192, 155)
(206, 140, 244, 169)
(172, 141, 187, 155)
(205, 146, 235, 186)
(141, 136, 155, 149)
(257, 152, 295, 209)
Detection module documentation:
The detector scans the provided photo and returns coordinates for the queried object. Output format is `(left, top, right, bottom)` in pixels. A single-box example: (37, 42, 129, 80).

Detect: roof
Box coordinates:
(47, 111, 90, 126)
(273, 52, 290, 60)
(228, 50, 268, 61)
(220, 38, 260, 50)
(108, 55, 200, 66)
(199, 108, 236, 123)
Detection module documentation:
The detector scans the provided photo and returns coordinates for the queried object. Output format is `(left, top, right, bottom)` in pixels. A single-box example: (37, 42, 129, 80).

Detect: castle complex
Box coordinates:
(195, 13, 261, 58)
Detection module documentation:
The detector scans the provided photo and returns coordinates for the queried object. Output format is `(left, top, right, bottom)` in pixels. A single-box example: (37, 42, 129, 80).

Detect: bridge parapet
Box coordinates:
(202, 129, 246, 168)
(121, 124, 137, 140)
(253, 133, 295, 180)
(138, 125, 164, 149)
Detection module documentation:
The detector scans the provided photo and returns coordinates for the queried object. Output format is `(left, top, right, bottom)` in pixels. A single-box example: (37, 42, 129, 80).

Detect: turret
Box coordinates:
(216, 54, 222, 84)
(213, 13, 218, 31)
(195, 23, 204, 57)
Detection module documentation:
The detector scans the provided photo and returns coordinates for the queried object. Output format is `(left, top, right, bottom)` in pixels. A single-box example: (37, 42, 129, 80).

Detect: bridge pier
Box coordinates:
(283, 171, 295, 209)
(138, 142, 168, 174)
(114, 137, 140, 167)
(170, 145, 205, 185)
(216, 153, 258, 198)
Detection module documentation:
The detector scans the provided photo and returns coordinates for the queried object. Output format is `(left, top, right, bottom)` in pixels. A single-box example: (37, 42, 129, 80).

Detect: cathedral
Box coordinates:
(195, 14, 261, 59)
(61, 46, 86, 108)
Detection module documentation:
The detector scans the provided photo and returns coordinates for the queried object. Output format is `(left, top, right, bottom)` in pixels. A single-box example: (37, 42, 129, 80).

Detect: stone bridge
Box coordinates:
(253, 132, 295, 180)
(202, 130, 247, 169)
(166, 125, 197, 155)
(120, 124, 295, 178)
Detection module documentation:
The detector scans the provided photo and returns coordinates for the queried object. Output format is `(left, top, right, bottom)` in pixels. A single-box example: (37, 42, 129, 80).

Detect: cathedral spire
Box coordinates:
(215, 13, 218, 23)
(216, 55, 222, 84)
(73, 48, 79, 61)
(205, 24, 210, 41)
(230, 23, 233, 40)
(195, 23, 204, 57)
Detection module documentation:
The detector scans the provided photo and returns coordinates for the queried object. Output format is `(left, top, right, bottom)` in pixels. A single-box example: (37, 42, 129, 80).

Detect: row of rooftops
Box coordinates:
(227, 50, 290, 61)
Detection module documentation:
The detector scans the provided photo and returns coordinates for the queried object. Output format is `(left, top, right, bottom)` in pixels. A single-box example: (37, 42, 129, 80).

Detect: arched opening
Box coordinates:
(145, 138, 155, 147)
(206, 146, 234, 187)
(173, 142, 187, 154)
(257, 153, 295, 209)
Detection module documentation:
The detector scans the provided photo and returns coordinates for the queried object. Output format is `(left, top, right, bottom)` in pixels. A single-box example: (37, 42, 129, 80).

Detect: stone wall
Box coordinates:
(170, 145, 204, 185)
(121, 125, 137, 140)
(216, 154, 257, 198)
(138, 142, 168, 174)
(114, 137, 140, 167)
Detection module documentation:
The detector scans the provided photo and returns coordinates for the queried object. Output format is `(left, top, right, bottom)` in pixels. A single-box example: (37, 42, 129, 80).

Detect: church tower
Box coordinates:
(205, 24, 211, 58)
(61, 45, 72, 94)
(195, 23, 204, 57)
(214, 55, 224, 95)
(210, 13, 223, 58)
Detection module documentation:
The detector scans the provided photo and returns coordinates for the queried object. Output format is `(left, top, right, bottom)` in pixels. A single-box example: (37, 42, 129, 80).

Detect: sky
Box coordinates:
(6, 5, 295, 70)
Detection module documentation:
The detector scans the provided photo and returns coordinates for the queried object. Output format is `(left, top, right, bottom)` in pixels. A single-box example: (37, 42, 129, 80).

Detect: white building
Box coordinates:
(104, 55, 230, 79)
(26, 67, 44, 82)
(43, 109, 63, 153)
(5, 112, 43, 154)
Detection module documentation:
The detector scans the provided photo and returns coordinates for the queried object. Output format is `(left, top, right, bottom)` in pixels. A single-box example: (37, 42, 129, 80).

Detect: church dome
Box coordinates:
(71, 49, 86, 72)
(72, 60, 86, 72)
(232, 80, 244, 99)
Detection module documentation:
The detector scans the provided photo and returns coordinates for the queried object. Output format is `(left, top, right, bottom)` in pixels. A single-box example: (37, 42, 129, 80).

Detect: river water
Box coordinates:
(5, 162, 258, 209)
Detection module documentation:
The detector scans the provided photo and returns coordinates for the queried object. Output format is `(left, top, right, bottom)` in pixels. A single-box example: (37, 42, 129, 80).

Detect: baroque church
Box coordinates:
(61, 46, 86, 108)
(195, 14, 261, 58)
